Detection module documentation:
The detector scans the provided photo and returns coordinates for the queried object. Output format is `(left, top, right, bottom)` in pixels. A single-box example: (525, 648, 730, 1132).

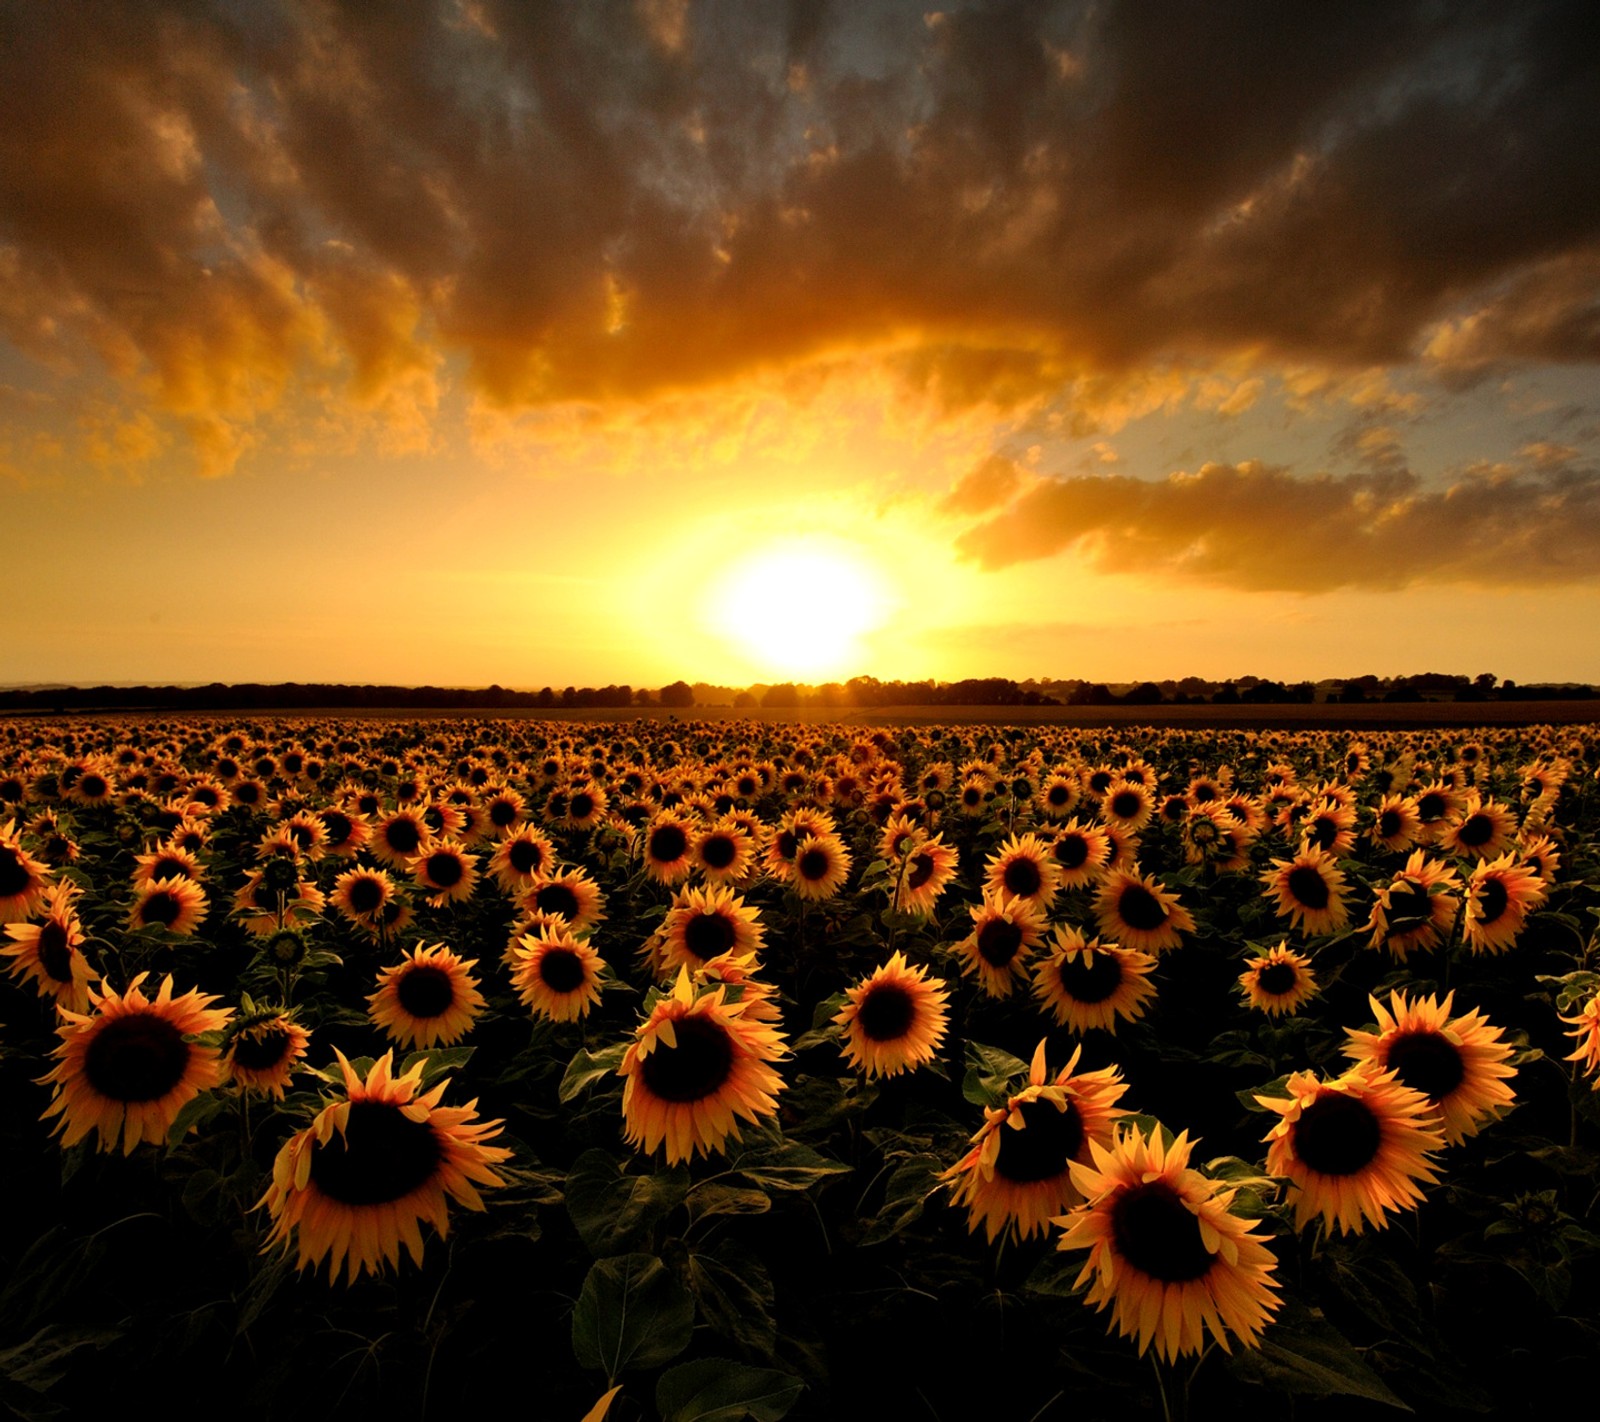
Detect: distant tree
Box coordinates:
(733, 690, 758, 709)
(658, 681, 695, 708)
(762, 683, 800, 708)
(1475, 672, 1498, 691)
(634, 687, 655, 706)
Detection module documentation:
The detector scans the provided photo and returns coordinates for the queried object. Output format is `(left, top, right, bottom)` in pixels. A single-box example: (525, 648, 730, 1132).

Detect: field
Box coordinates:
(1, 714, 1597, 1421)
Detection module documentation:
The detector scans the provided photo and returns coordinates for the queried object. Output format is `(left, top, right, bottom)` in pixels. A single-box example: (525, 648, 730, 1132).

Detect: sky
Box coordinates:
(3, 0, 1599, 690)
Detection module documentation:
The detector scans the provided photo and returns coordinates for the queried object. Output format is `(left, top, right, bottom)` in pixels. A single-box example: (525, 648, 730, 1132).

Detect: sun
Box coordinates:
(705, 539, 891, 679)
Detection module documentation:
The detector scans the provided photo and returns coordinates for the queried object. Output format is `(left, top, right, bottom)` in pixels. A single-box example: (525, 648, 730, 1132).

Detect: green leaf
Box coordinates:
(560, 1041, 629, 1104)
(655, 1358, 804, 1422)
(1228, 1303, 1411, 1409)
(961, 1040, 1027, 1107)
(684, 1182, 772, 1226)
(680, 1240, 778, 1360)
(565, 1149, 688, 1257)
(1237, 1073, 1294, 1113)
(727, 1133, 850, 1193)
(571, 1253, 695, 1382)
(399, 1045, 475, 1086)
(859, 1154, 947, 1245)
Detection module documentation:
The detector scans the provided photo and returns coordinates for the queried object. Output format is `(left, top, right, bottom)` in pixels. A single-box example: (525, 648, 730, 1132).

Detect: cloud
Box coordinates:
(938, 453, 1027, 517)
(0, 0, 1597, 470)
(953, 456, 1600, 592)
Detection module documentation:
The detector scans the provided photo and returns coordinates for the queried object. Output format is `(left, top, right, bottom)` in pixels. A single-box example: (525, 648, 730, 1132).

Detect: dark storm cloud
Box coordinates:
(1, 0, 1597, 445)
(952, 457, 1600, 591)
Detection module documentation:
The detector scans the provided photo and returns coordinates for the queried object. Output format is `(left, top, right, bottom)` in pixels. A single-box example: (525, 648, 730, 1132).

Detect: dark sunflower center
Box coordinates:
(322, 811, 354, 845)
(857, 982, 915, 1041)
(348, 876, 386, 913)
(906, 852, 936, 889)
(1477, 877, 1509, 925)
(797, 848, 830, 881)
(385, 819, 423, 854)
(1258, 962, 1299, 995)
(1055, 835, 1090, 869)
(995, 1098, 1084, 1183)
(396, 965, 456, 1018)
(650, 825, 689, 864)
(684, 912, 737, 962)
(489, 799, 518, 827)
(1117, 884, 1167, 933)
(1089, 772, 1113, 795)
(1110, 1181, 1216, 1282)
(1109, 790, 1141, 820)
(1418, 793, 1447, 822)
(569, 792, 596, 821)
(140, 890, 184, 927)
(1002, 857, 1043, 898)
(0, 847, 30, 898)
(775, 830, 799, 860)
(700, 834, 737, 870)
(508, 840, 544, 874)
(1309, 818, 1338, 851)
(1385, 1030, 1464, 1102)
(310, 1100, 441, 1205)
(1047, 785, 1071, 806)
(232, 1026, 292, 1072)
(83, 1013, 190, 1102)
(1386, 884, 1434, 931)
(536, 883, 580, 919)
(1060, 951, 1123, 1003)
(150, 856, 190, 881)
(977, 917, 1024, 966)
(1192, 783, 1217, 802)
(80, 774, 109, 798)
(1293, 1092, 1381, 1175)
(639, 1013, 735, 1102)
(34, 921, 73, 982)
(1378, 809, 1403, 838)
(1286, 865, 1331, 911)
(538, 947, 586, 993)
(425, 852, 464, 888)
(1457, 814, 1493, 847)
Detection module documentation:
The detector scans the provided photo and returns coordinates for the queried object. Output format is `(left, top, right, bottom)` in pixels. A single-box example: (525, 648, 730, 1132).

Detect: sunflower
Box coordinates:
(834, 952, 950, 1079)
(128, 875, 210, 937)
(1049, 819, 1112, 889)
(1436, 791, 1517, 862)
(522, 868, 607, 934)
(1561, 994, 1600, 1086)
(482, 787, 527, 837)
(1462, 852, 1547, 954)
(1344, 991, 1516, 1145)
(487, 826, 557, 895)
(1033, 925, 1158, 1033)
(2, 881, 98, 1012)
(1094, 870, 1195, 955)
(619, 968, 788, 1164)
(692, 816, 757, 886)
(39, 973, 232, 1154)
(329, 865, 398, 928)
(230, 869, 326, 937)
(132, 844, 205, 888)
(223, 1006, 312, 1099)
(1237, 942, 1318, 1017)
(1369, 794, 1422, 854)
(258, 1048, 510, 1283)
(983, 833, 1059, 913)
(0, 819, 52, 923)
(656, 884, 765, 977)
(1055, 1125, 1281, 1362)
(1298, 797, 1357, 858)
(1517, 831, 1562, 887)
(367, 942, 485, 1049)
(1412, 782, 1461, 843)
(944, 1041, 1129, 1244)
(954, 892, 1050, 998)
(1260, 846, 1350, 937)
(408, 841, 479, 907)
(511, 924, 606, 1022)
(642, 810, 698, 885)
(1100, 779, 1154, 835)
(791, 831, 853, 902)
(315, 806, 369, 858)
(369, 808, 435, 868)
(762, 807, 836, 884)
(1180, 803, 1243, 869)
(1258, 1066, 1444, 1235)
(893, 834, 959, 918)
(1363, 851, 1462, 960)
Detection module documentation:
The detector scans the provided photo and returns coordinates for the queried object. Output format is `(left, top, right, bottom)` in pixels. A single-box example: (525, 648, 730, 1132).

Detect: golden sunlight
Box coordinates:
(704, 539, 892, 680)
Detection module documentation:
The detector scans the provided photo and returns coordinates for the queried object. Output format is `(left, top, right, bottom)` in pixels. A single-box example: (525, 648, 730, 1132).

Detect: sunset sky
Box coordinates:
(3, 0, 1598, 690)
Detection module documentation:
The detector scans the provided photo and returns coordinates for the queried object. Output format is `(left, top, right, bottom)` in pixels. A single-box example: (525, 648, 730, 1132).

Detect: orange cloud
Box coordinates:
(953, 457, 1600, 592)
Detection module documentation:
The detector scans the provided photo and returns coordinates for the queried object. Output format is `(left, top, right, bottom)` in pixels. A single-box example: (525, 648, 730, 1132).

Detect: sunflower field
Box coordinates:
(1, 715, 1597, 1421)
